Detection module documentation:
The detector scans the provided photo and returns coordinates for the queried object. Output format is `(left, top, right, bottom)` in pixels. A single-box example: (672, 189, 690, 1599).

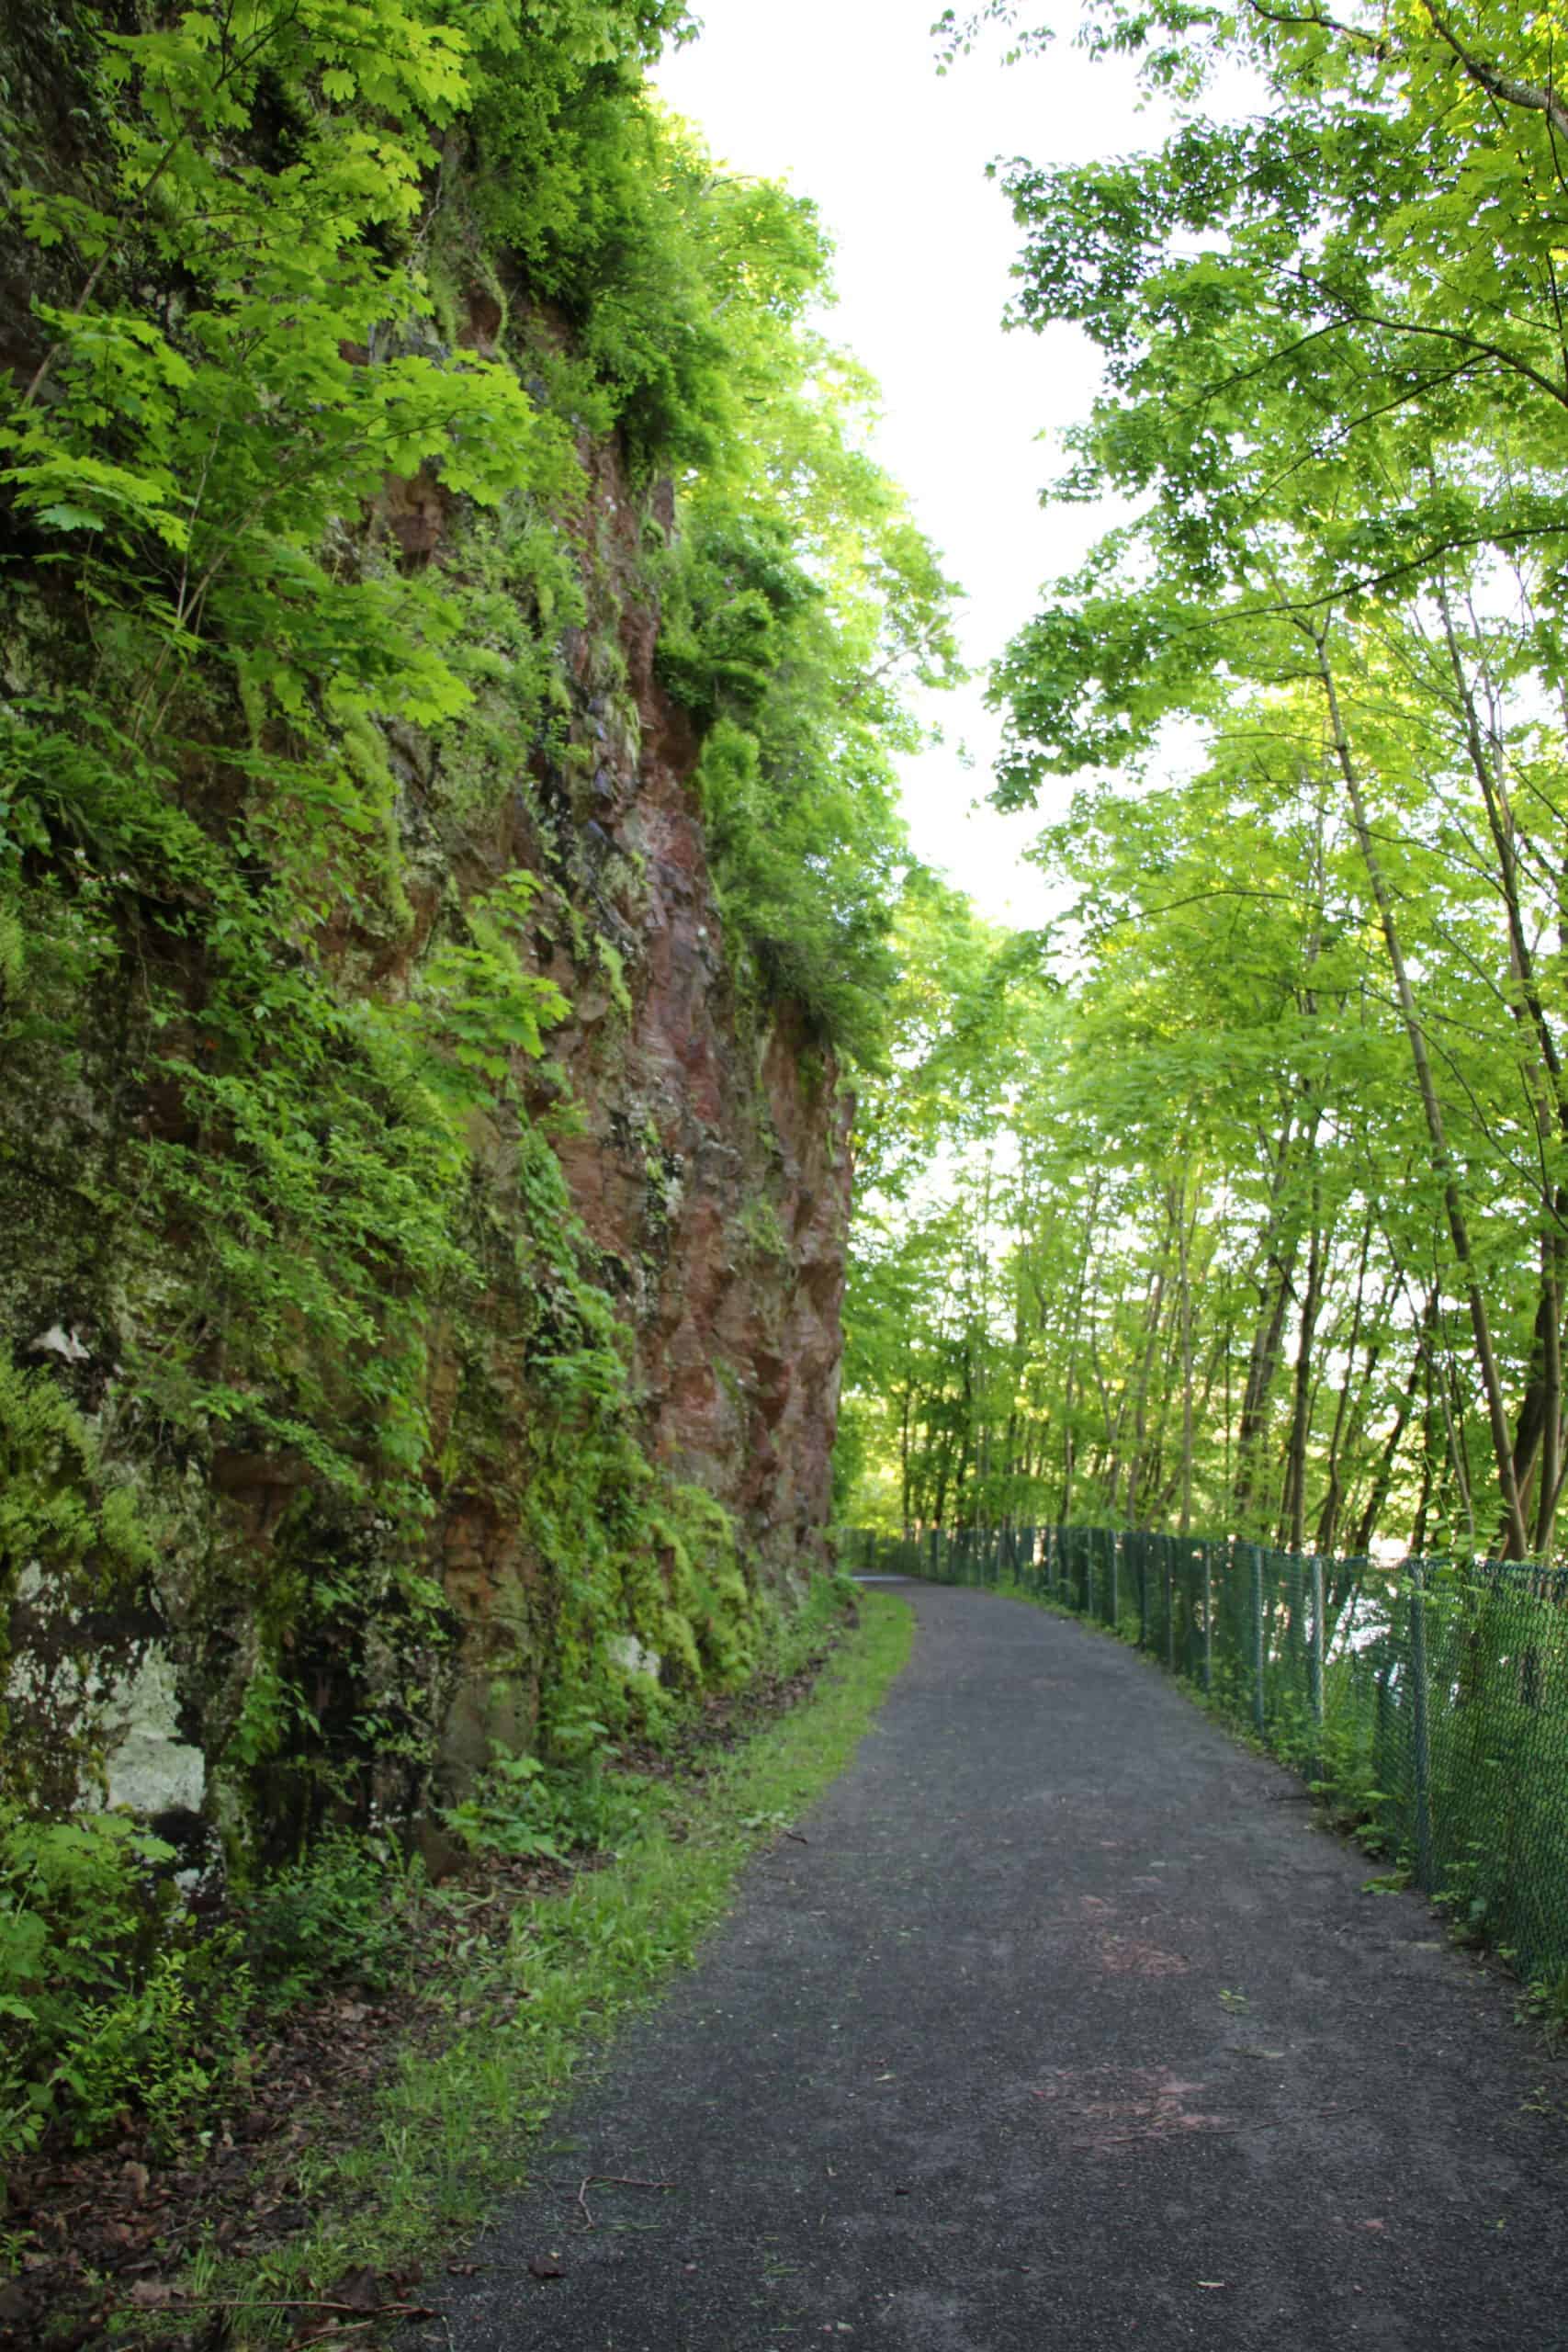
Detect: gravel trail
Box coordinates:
(424, 1581, 1568, 2350)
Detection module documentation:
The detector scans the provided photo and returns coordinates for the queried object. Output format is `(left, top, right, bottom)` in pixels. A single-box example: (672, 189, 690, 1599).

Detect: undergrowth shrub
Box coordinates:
(0, 1572, 856, 2177)
(56, 1937, 254, 2163)
(0, 1805, 246, 2168)
(441, 1740, 650, 1863)
(241, 1830, 425, 2007)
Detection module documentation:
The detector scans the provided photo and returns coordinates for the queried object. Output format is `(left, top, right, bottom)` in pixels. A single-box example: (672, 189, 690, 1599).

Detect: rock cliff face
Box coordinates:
(0, 8, 886, 1864)
(2, 395, 852, 1850)
(418, 435, 855, 1785)
(546, 451, 852, 1567)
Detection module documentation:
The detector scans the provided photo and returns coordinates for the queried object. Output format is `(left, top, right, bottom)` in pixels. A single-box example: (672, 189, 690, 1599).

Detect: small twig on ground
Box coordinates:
(785, 1830, 810, 1844)
(1096, 2126, 1232, 2145)
(575, 2176, 673, 2229)
(182, 2298, 435, 2321)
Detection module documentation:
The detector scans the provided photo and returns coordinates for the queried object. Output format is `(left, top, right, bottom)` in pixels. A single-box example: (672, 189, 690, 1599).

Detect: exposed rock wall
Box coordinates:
(546, 450, 852, 1567)
(1, 384, 853, 1850)
(417, 434, 855, 1786)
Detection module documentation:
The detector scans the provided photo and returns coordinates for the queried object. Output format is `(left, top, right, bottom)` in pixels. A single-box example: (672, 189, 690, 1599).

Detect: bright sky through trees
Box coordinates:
(656, 2, 1150, 923)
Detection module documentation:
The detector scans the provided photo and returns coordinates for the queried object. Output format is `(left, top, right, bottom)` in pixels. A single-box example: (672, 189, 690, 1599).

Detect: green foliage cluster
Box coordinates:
(0, 1341, 152, 1759)
(441, 1717, 649, 1861)
(239, 1827, 426, 2005)
(842, 0, 1568, 1565)
(658, 356, 960, 1062)
(0, 1566, 862, 2186)
(0, 0, 953, 2187)
(0, 1804, 251, 2170)
(0, 0, 947, 1906)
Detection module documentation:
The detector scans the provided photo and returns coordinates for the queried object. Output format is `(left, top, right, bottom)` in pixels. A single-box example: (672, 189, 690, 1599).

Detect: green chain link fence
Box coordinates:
(842, 1521, 1568, 1991)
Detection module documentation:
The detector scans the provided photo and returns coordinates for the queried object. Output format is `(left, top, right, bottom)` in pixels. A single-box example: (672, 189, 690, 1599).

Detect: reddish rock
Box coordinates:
(527, 444, 852, 1581)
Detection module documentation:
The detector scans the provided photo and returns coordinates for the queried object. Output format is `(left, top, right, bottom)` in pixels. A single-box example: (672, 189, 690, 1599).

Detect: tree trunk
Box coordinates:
(1281, 1186, 1327, 1554)
(1314, 626, 1530, 1557)
(1233, 1102, 1310, 1520)
(1352, 1291, 1436, 1553)
(1314, 1212, 1375, 1553)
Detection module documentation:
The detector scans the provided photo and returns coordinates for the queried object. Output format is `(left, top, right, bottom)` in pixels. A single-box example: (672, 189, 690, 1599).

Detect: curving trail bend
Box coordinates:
(423, 1582, 1568, 2351)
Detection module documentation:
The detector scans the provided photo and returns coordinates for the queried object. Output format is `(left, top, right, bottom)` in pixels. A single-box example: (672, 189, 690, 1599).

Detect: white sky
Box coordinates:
(654, 2, 1155, 927)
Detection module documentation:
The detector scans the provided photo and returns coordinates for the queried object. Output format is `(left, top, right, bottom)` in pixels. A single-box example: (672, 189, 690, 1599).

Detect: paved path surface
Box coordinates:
(423, 1583, 1568, 2350)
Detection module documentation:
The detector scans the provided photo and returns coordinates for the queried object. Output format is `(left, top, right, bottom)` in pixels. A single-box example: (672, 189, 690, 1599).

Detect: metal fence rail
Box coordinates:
(843, 1522, 1568, 1990)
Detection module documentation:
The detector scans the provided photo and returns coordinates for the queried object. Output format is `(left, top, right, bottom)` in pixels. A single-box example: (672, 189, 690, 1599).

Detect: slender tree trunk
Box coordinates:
(1411, 1340, 1438, 1556)
(1352, 1291, 1437, 1552)
(1438, 586, 1568, 1556)
(1536, 1235, 1563, 1553)
(1234, 1102, 1314, 1521)
(1281, 1186, 1327, 1553)
(1314, 1211, 1374, 1553)
(1057, 1176, 1102, 1523)
(1177, 1159, 1198, 1533)
(1434, 1314, 1477, 1550)
(1314, 627, 1530, 1557)
(1124, 1190, 1176, 1525)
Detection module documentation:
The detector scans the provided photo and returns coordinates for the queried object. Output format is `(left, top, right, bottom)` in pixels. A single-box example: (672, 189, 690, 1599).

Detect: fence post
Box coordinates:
(1138, 1533, 1148, 1650)
(1202, 1542, 1213, 1695)
(1110, 1529, 1120, 1631)
(1164, 1535, 1176, 1670)
(1408, 1559, 1434, 1892)
(1250, 1543, 1266, 1736)
(1310, 1553, 1325, 1746)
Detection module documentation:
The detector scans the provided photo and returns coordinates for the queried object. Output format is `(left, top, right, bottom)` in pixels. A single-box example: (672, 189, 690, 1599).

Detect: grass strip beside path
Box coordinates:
(186, 1589, 913, 2346)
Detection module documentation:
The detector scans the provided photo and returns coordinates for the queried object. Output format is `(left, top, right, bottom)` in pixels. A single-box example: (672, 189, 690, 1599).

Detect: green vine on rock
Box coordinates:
(0, 0, 953, 1852)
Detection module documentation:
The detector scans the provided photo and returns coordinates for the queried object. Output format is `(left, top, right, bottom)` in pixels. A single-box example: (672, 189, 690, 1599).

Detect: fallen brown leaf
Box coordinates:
(326, 2267, 382, 2314)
